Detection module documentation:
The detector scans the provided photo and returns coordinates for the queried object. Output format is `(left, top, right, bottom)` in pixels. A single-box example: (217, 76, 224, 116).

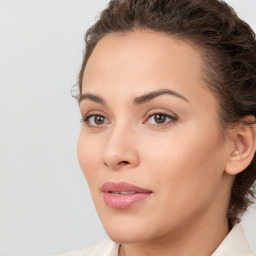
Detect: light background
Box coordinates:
(0, 0, 255, 255)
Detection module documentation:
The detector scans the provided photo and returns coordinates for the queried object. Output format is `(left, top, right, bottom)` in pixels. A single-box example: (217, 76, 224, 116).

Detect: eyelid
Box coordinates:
(81, 110, 108, 120)
(143, 109, 178, 127)
(145, 109, 178, 120)
(81, 110, 111, 128)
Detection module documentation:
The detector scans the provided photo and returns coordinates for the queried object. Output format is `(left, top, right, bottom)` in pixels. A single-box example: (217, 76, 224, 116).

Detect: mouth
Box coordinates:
(110, 191, 137, 195)
(101, 182, 153, 209)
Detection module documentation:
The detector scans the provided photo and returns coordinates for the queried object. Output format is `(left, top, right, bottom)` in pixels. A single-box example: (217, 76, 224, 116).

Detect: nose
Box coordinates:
(102, 124, 139, 170)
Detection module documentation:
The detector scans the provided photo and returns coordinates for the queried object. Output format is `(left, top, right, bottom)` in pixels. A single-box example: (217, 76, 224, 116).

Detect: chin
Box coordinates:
(98, 213, 150, 243)
(106, 227, 150, 244)
(99, 211, 167, 245)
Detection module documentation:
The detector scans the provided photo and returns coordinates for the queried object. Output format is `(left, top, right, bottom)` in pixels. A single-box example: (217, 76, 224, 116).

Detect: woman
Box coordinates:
(61, 0, 256, 255)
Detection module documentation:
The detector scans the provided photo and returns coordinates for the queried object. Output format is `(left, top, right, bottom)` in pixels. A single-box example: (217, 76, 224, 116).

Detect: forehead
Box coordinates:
(83, 30, 204, 85)
(82, 30, 217, 111)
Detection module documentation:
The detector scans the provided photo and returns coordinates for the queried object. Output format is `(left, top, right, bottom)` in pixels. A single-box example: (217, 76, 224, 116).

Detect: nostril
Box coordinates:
(119, 161, 129, 165)
(103, 160, 130, 168)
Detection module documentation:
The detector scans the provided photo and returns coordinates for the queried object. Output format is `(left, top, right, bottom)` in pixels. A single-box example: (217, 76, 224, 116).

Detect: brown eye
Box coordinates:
(83, 114, 110, 127)
(94, 115, 105, 125)
(154, 114, 167, 124)
(146, 112, 176, 127)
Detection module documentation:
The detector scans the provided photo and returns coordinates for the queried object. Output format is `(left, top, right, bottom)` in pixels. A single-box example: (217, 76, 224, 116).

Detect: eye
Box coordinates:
(82, 114, 110, 127)
(145, 112, 177, 127)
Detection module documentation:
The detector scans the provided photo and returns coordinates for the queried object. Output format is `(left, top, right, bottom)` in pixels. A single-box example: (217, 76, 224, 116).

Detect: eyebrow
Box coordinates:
(79, 89, 189, 106)
(134, 89, 189, 105)
(79, 93, 107, 106)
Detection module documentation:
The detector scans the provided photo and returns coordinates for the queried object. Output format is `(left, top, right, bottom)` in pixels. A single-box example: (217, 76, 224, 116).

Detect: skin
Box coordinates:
(77, 30, 240, 256)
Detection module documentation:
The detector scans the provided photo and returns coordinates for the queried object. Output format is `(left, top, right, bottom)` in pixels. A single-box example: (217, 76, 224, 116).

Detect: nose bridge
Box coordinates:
(102, 120, 139, 169)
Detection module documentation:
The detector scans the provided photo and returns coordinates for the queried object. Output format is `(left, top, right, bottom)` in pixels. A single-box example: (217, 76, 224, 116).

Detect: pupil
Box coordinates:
(95, 116, 104, 125)
(154, 114, 166, 124)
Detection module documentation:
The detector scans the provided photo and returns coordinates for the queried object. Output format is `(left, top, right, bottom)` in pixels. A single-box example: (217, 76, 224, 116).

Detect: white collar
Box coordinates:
(212, 224, 254, 256)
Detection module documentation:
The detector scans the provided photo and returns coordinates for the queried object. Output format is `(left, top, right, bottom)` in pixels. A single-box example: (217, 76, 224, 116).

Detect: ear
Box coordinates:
(225, 116, 256, 175)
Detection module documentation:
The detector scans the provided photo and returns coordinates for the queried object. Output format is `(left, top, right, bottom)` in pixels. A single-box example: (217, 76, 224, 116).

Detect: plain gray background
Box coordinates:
(0, 0, 255, 255)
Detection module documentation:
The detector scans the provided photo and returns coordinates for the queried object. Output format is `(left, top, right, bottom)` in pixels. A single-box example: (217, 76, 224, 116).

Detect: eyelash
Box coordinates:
(81, 113, 110, 128)
(144, 112, 177, 127)
(81, 112, 177, 128)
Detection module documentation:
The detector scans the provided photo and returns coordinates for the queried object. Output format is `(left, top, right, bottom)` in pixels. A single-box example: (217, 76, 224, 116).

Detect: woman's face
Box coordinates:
(78, 31, 233, 243)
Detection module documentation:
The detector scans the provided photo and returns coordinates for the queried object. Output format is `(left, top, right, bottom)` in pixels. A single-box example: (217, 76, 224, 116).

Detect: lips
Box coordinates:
(101, 182, 152, 209)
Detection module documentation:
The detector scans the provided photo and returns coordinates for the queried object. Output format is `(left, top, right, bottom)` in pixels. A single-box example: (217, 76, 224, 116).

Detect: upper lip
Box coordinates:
(101, 182, 152, 193)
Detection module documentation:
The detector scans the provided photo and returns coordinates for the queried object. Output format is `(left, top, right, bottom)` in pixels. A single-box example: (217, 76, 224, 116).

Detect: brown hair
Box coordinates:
(78, 0, 256, 227)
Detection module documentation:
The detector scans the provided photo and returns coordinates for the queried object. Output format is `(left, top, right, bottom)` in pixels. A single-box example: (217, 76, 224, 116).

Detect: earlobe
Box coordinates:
(225, 116, 256, 175)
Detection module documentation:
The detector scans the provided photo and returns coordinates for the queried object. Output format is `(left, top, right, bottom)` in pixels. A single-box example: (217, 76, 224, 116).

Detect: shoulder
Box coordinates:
(212, 224, 255, 256)
(58, 237, 119, 256)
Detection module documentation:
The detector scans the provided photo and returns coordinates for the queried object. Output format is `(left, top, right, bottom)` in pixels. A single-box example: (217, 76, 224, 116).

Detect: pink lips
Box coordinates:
(101, 182, 152, 209)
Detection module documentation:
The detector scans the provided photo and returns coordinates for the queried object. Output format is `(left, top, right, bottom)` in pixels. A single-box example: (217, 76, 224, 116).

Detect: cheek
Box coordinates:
(77, 130, 102, 184)
(142, 122, 227, 201)
(136, 127, 227, 234)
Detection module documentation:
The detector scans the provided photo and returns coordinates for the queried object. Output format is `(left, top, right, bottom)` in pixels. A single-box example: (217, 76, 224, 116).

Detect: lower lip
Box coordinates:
(103, 192, 152, 209)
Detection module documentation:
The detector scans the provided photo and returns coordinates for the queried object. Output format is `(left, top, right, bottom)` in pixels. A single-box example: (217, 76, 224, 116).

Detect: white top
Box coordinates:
(59, 224, 255, 256)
